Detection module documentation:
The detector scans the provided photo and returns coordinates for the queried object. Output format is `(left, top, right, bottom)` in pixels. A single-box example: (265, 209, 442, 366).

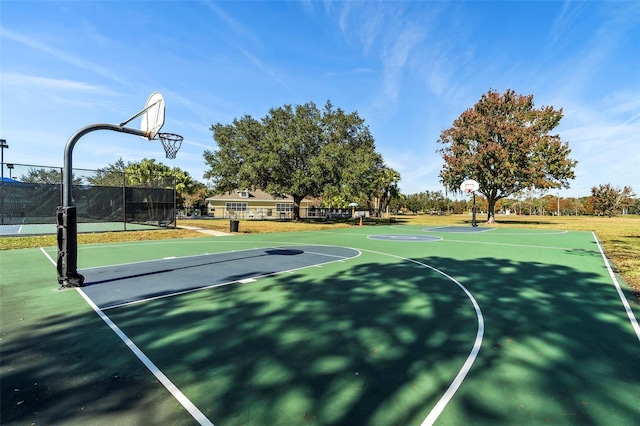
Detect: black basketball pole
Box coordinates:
(472, 192, 478, 227)
(57, 123, 148, 288)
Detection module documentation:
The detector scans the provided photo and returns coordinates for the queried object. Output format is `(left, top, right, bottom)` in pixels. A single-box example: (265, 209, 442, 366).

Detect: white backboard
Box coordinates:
(460, 179, 480, 193)
(140, 92, 165, 140)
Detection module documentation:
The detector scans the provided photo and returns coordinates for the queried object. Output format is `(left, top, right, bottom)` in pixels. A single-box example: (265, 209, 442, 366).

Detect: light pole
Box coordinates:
(0, 139, 8, 182)
(557, 192, 560, 217)
(6, 163, 14, 223)
(0, 139, 8, 225)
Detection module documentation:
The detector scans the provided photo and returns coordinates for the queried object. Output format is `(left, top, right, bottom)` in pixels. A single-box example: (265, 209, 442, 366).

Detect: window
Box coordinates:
(226, 202, 247, 212)
(238, 191, 249, 198)
(276, 203, 293, 212)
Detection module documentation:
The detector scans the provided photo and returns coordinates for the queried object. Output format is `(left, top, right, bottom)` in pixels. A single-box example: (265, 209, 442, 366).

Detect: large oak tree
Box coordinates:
(438, 89, 577, 223)
(204, 101, 391, 220)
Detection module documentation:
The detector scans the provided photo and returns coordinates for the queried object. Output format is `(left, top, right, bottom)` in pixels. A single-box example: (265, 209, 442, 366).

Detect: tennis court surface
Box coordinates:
(1, 225, 639, 425)
(0, 221, 161, 236)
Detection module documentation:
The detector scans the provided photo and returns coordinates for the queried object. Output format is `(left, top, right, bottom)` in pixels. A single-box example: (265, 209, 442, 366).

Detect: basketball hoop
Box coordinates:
(158, 132, 183, 159)
(57, 92, 180, 288)
(460, 179, 480, 194)
(460, 178, 480, 227)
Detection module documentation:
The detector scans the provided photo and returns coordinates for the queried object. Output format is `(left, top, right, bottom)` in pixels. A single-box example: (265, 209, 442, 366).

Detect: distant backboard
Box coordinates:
(140, 92, 165, 140)
(460, 179, 480, 193)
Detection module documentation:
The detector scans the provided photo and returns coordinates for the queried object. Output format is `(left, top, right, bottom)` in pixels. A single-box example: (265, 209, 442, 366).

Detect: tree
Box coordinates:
(590, 184, 636, 217)
(388, 193, 406, 214)
(20, 167, 83, 185)
(182, 185, 207, 215)
(88, 158, 203, 211)
(204, 101, 387, 220)
(438, 89, 577, 223)
(566, 197, 584, 216)
(331, 148, 386, 213)
(124, 158, 173, 186)
(401, 190, 449, 214)
(542, 194, 560, 216)
(373, 167, 401, 216)
(86, 158, 127, 187)
(404, 193, 423, 214)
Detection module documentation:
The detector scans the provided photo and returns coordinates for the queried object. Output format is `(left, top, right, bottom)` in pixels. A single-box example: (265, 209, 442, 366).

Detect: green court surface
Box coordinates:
(1, 225, 639, 425)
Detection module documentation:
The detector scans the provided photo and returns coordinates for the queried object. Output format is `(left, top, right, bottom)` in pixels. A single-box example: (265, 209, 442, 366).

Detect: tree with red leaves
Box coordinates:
(438, 89, 577, 223)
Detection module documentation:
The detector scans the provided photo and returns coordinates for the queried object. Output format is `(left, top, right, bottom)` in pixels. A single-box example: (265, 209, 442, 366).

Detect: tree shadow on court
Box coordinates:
(416, 253, 639, 425)
(0, 300, 197, 425)
(92, 261, 475, 425)
(2, 249, 639, 425)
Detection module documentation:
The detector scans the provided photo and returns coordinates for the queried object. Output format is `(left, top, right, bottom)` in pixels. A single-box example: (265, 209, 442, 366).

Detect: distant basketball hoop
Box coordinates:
(460, 179, 480, 227)
(460, 179, 480, 194)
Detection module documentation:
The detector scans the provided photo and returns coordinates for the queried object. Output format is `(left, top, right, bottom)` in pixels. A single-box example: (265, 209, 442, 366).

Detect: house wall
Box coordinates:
(206, 190, 316, 219)
(207, 200, 299, 219)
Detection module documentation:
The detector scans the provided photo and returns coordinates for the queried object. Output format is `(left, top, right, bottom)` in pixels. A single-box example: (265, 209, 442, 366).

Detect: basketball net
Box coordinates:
(158, 133, 183, 159)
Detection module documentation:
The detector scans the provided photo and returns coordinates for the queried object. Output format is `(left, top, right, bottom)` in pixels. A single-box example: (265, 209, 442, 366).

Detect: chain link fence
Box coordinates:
(1, 163, 176, 233)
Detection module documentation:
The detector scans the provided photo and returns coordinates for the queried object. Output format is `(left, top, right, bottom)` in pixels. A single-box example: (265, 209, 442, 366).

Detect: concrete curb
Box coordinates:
(178, 225, 233, 236)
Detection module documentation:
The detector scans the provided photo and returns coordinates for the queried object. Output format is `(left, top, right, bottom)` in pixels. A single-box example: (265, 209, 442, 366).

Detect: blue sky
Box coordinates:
(1, 0, 639, 198)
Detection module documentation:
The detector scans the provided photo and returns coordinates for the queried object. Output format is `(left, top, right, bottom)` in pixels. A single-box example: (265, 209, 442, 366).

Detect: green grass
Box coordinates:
(1, 214, 638, 298)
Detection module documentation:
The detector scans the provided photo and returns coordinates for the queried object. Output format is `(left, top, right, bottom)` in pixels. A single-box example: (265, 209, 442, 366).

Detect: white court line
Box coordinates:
(444, 239, 575, 251)
(39, 247, 214, 426)
(101, 278, 256, 310)
(358, 248, 484, 426)
(40, 247, 56, 264)
(75, 290, 214, 425)
(387, 225, 570, 236)
(303, 249, 356, 259)
(487, 230, 569, 236)
(592, 233, 640, 343)
(367, 234, 443, 242)
(422, 226, 497, 234)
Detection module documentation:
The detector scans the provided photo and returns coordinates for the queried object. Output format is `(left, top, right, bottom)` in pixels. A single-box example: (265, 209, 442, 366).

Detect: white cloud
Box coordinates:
(0, 28, 128, 86)
(377, 25, 426, 107)
(202, 1, 262, 47)
(2, 73, 117, 95)
(238, 47, 288, 89)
